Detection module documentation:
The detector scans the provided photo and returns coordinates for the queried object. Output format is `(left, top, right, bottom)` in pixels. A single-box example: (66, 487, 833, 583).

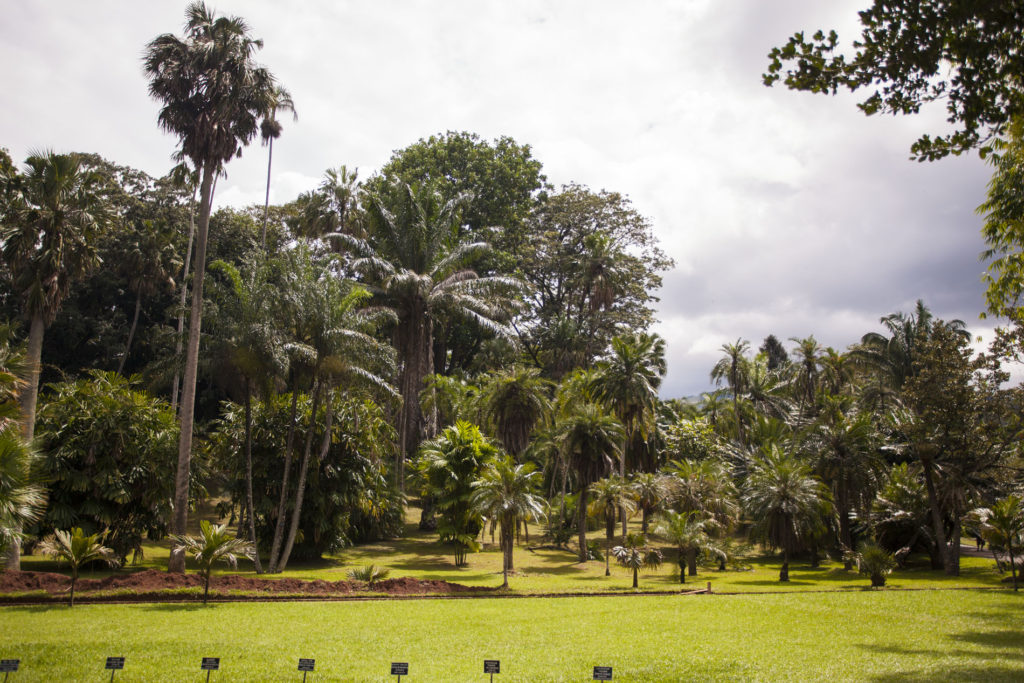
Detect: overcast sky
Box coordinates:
(1, 1, 1000, 397)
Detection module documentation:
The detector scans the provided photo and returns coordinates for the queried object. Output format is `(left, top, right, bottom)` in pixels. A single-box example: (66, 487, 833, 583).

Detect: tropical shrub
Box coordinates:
(171, 520, 254, 604)
(37, 527, 119, 607)
(847, 542, 897, 587)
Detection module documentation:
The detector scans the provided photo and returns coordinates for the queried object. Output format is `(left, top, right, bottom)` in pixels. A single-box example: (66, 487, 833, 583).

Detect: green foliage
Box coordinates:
(655, 510, 720, 583)
(346, 563, 390, 586)
(171, 520, 254, 603)
(416, 421, 497, 566)
(847, 542, 897, 587)
(37, 527, 119, 606)
(971, 495, 1024, 590)
(34, 371, 179, 561)
(979, 119, 1024, 316)
(610, 533, 663, 589)
(765, 1, 1024, 160)
(470, 457, 544, 586)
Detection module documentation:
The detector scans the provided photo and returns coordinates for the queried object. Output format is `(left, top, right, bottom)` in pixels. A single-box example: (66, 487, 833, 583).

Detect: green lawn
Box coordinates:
(16, 509, 1013, 595)
(0, 590, 1021, 681)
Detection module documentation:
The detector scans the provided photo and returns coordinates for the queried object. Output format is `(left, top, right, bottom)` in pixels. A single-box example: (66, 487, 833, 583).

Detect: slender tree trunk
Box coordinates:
(243, 380, 263, 574)
(268, 382, 301, 572)
(261, 137, 273, 250)
(1009, 548, 1018, 591)
(171, 183, 197, 414)
(117, 288, 142, 375)
(780, 548, 790, 582)
(577, 484, 589, 563)
(948, 515, 961, 577)
(687, 547, 698, 576)
(632, 567, 638, 589)
(679, 557, 686, 583)
(169, 163, 216, 574)
(397, 303, 433, 494)
(620, 423, 629, 539)
(278, 381, 329, 572)
(839, 478, 853, 570)
(6, 313, 46, 570)
(203, 572, 210, 605)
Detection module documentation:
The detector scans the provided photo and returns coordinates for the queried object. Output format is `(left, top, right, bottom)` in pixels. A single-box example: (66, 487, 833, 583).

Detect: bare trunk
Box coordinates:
(169, 164, 216, 574)
(577, 484, 589, 562)
(397, 303, 433, 493)
(268, 383, 301, 572)
(117, 288, 142, 375)
(780, 547, 790, 582)
(6, 313, 46, 570)
(920, 456, 954, 575)
(171, 183, 197, 414)
(261, 138, 273, 250)
(620, 425, 628, 539)
(243, 381, 263, 574)
(687, 547, 698, 576)
(838, 477, 853, 570)
(278, 382, 329, 572)
(1010, 548, 1019, 591)
(69, 572, 76, 608)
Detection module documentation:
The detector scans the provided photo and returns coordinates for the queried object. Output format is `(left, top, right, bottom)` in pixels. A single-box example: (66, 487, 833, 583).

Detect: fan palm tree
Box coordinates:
(589, 476, 637, 575)
(38, 528, 120, 607)
(471, 457, 545, 588)
(171, 520, 255, 604)
(555, 403, 624, 562)
(260, 85, 297, 249)
(293, 166, 363, 240)
(710, 339, 751, 446)
(145, 1, 280, 572)
(656, 510, 720, 582)
(334, 179, 523, 489)
(743, 445, 832, 581)
(1, 151, 110, 569)
(480, 366, 552, 459)
(611, 533, 663, 589)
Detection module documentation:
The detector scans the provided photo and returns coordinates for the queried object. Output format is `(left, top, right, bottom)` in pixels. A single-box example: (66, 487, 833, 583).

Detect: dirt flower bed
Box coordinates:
(0, 569, 491, 603)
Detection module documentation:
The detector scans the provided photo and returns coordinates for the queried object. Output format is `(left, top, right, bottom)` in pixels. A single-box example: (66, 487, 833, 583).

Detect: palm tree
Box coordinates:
(471, 457, 545, 588)
(630, 472, 673, 534)
(656, 510, 720, 582)
(590, 332, 666, 536)
(665, 458, 740, 532)
(972, 495, 1023, 591)
(1, 151, 109, 569)
(145, 1, 280, 573)
(555, 403, 624, 562)
(589, 476, 636, 575)
(171, 520, 255, 604)
(788, 336, 824, 416)
(37, 528, 120, 607)
(743, 446, 832, 581)
(611, 533, 663, 589)
(335, 179, 523, 489)
(480, 366, 552, 459)
(260, 85, 297, 249)
(710, 339, 751, 446)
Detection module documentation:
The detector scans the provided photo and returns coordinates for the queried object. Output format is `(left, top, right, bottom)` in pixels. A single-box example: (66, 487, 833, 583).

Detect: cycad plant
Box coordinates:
(846, 542, 897, 587)
(611, 533, 663, 589)
(170, 520, 255, 604)
(37, 528, 120, 607)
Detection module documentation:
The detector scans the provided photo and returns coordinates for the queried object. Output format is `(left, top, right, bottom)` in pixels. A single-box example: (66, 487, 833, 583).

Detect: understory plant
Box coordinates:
(846, 542, 897, 587)
(37, 527, 119, 607)
(171, 520, 254, 604)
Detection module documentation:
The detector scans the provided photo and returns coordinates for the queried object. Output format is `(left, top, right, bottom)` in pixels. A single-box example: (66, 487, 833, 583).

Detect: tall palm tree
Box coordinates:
(788, 335, 824, 415)
(471, 457, 545, 588)
(589, 476, 636, 575)
(743, 445, 832, 581)
(590, 332, 665, 535)
(480, 365, 552, 458)
(710, 339, 751, 446)
(1, 151, 109, 569)
(555, 403, 624, 562)
(335, 179, 522, 489)
(144, 1, 280, 572)
(260, 85, 297, 249)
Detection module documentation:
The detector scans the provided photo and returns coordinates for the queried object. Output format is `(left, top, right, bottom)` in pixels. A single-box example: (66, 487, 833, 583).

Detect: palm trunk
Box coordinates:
(621, 424, 629, 539)
(268, 382, 301, 573)
(679, 557, 686, 583)
(687, 547, 698, 576)
(203, 571, 210, 605)
(838, 477, 853, 570)
(577, 484, 589, 563)
(5, 312, 45, 570)
(169, 163, 216, 574)
(171, 182, 197, 414)
(632, 567, 638, 589)
(780, 548, 789, 582)
(117, 288, 142, 375)
(243, 380, 263, 574)
(261, 137, 273, 250)
(397, 303, 433, 493)
(278, 381, 329, 572)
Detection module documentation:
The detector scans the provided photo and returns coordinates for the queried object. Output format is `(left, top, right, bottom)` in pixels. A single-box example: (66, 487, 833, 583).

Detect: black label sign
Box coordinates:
(484, 659, 500, 674)
(201, 657, 220, 671)
(105, 657, 125, 670)
(298, 658, 315, 672)
(593, 666, 613, 680)
(391, 662, 409, 675)
(0, 660, 19, 672)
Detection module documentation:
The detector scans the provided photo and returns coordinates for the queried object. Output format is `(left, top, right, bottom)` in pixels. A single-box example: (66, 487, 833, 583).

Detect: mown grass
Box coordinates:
(0, 590, 1021, 681)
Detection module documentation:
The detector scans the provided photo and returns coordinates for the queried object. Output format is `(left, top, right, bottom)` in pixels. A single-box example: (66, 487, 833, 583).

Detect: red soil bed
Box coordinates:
(0, 569, 490, 602)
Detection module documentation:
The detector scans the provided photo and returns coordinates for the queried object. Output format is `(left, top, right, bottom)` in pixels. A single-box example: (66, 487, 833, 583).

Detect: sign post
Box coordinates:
(297, 658, 315, 682)
(105, 656, 125, 683)
(0, 659, 19, 683)
(593, 665, 613, 680)
(484, 659, 500, 682)
(201, 657, 220, 682)
(390, 662, 409, 681)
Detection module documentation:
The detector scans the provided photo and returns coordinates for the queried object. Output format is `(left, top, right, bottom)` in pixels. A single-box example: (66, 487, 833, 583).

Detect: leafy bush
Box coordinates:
(347, 564, 390, 586)
(848, 542, 897, 587)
